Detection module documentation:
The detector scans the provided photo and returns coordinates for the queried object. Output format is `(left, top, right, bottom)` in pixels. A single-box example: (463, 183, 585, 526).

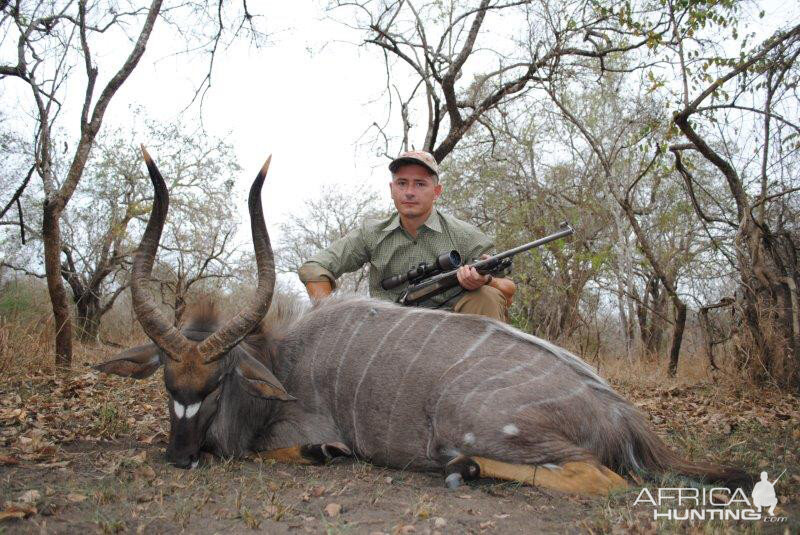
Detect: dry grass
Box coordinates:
(0, 309, 798, 533)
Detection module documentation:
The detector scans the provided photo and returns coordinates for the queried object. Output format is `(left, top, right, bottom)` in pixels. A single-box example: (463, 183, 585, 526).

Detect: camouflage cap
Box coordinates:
(389, 150, 439, 176)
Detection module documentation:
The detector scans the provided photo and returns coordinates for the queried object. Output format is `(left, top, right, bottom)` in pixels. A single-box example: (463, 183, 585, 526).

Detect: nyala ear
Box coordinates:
(235, 354, 295, 401)
(94, 343, 163, 379)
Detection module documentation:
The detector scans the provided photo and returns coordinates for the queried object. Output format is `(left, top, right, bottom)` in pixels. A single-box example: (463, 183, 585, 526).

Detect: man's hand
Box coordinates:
(456, 255, 491, 291)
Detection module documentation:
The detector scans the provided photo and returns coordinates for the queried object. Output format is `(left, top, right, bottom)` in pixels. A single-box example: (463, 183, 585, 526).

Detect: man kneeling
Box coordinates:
(298, 151, 514, 320)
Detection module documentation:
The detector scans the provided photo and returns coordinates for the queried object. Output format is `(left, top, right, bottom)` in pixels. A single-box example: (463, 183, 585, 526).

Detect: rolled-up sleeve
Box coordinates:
(297, 227, 370, 289)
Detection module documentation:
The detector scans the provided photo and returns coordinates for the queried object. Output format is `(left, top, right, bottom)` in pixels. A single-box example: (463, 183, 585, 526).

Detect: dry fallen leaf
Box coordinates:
(66, 493, 87, 503)
(34, 460, 69, 469)
(324, 503, 342, 517)
(18, 490, 41, 504)
(0, 503, 37, 521)
(135, 464, 156, 481)
(0, 510, 28, 521)
(263, 505, 279, 518)
(137, 432, 162, 445)
(0, 454, 19, 465)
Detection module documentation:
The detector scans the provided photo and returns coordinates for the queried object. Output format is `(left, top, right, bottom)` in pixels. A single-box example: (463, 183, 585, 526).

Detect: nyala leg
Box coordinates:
(300, 442, 352, 464)
(254, 442, 352, 465)
(472, 456, 627, 496)
(443, 455, 481, 489)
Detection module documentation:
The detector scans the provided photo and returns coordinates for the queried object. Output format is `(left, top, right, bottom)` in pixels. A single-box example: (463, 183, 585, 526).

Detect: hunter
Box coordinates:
(298, 150, 515, 320)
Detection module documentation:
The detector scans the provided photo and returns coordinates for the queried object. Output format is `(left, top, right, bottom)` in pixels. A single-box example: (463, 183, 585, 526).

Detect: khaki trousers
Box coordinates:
(453, 285, 507, 322)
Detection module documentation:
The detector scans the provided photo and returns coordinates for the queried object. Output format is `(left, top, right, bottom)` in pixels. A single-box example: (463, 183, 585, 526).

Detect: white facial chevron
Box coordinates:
(173, 400, 201, 419)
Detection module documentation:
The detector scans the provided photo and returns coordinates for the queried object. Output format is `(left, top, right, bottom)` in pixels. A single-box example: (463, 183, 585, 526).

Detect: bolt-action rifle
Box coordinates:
(386, 222, 574, 306)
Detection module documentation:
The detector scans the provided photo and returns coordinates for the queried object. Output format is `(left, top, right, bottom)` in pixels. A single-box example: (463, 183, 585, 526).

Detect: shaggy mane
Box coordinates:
(180, 293, 307, 340)
(180, 298, 222, 333)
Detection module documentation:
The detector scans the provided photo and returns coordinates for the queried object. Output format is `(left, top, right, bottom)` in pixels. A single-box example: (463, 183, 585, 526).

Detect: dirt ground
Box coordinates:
(1, 364, 799, 534)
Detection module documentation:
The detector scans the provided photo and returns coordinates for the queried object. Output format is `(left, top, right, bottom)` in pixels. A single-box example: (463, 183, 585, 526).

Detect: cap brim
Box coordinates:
(389, 157, 437, 175)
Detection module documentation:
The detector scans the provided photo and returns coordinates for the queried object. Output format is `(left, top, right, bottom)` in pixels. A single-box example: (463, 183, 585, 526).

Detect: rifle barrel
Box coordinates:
(479, 224, 574, 266)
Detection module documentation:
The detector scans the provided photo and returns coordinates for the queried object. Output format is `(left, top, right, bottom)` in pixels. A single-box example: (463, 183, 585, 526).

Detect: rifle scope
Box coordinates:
(381, 250, 462, 290)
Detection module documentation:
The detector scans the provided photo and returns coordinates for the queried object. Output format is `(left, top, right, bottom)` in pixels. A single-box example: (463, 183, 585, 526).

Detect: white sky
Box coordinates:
(122, 2, 395, 241)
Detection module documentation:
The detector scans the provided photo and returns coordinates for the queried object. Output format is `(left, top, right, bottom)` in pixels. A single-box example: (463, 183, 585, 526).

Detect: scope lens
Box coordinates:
(438, 250, 461, 270)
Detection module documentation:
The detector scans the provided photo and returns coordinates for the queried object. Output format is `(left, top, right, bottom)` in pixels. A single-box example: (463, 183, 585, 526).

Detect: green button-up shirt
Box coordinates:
(298, 209, 493, 308)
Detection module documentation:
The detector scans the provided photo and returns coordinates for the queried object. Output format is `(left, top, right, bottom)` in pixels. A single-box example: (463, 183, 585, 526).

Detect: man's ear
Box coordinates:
(235, 353, 295, 401)
(94, 343, 163, 379)
(433, 182, 443, 199)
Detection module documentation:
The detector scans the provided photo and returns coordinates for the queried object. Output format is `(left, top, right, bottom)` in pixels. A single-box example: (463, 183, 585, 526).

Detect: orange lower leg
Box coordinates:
(471, 457, 627, 496)
(253, 446, 313, 464)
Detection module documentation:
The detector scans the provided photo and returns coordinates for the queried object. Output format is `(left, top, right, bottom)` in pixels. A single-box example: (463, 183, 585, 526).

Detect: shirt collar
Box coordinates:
(382, 213, 402, 232)
(422, 209, 443, 233)
(382, 209, 442, 234)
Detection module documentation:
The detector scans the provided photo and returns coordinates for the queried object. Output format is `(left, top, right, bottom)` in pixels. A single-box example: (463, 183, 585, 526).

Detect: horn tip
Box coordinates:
(140, 145, 152, 164)
(260, 155, 272, 176)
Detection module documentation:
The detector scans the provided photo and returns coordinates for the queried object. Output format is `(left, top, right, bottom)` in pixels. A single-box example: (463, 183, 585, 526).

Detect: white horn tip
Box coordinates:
(260, 155, 272, 176)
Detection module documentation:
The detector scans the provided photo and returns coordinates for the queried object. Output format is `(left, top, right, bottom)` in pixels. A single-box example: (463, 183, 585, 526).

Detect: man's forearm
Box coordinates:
(305, 280, 333, 301)
(298, 262, 336, 301)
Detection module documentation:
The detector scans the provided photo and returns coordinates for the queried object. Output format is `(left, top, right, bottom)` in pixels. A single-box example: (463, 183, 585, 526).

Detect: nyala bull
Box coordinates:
(95, 149, 749, 495)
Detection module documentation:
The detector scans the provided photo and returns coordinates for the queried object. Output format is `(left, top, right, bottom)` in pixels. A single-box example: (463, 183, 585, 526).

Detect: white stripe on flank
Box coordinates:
(332, 308, 374, 418)
(511, 381, 589, 414)
(185, 402, 201, 419)
(351, 310, 420, 452)
(173, 400, 185, 419)
(473, 357, 560, 417)
(384, 313, 450, 458)
(430, 325, 494, 425)
(309, 307, 353, 409)
(493, 322, 610, 389)
(454, 339, 520, 413)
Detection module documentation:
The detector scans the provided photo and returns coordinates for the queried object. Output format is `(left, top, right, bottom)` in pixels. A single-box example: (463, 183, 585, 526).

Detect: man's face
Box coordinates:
(389, 163, 442, 219)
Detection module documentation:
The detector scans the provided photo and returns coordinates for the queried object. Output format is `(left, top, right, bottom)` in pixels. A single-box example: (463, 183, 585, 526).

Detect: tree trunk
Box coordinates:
(38, 0, 164, 368)
(635, 297, 650, 353)
(698, 298, 734, 371)
(735, 218, 800, 388)
(618, 199, 686, 376)
(173, 291, 187, 327)
(668, 301, 686, 377)
(638, 276, 667, 358)
(75, 292, 102, 343)
(42, 201, 73, 368)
